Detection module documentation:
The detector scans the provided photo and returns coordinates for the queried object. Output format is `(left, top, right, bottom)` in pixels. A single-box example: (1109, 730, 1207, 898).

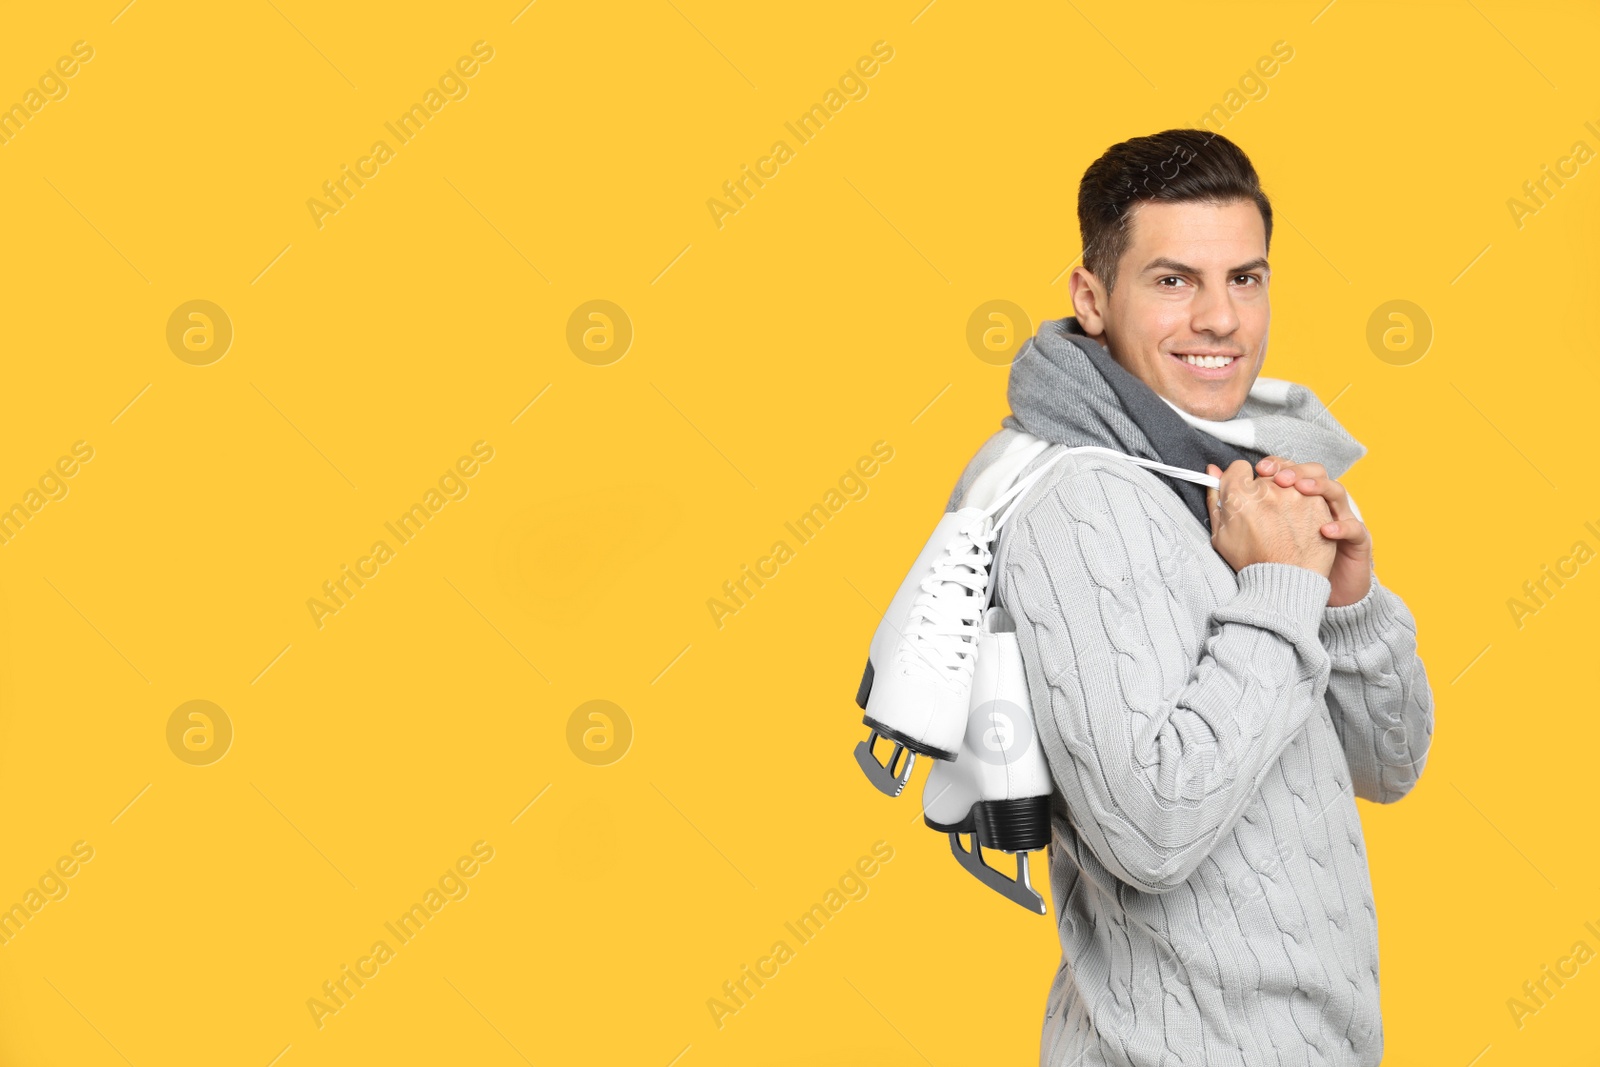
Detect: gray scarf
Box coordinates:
(1000, 317, 1366, 530)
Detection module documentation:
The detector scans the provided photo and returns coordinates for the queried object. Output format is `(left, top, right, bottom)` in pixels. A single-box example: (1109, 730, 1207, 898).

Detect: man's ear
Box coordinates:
(1068, 266, 1109, 336)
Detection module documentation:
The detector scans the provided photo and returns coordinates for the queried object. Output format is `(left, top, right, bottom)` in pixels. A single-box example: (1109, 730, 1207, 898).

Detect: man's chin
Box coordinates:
(1167, 389, 1247, 422)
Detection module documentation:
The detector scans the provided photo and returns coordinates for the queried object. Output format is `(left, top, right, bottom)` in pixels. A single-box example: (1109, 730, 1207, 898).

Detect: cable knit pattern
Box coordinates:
(1318, 587, 1434, 806)
(980, 445, 1433, 1067)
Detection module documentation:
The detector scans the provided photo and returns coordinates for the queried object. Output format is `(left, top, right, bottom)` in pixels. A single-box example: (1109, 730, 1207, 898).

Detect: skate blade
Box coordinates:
(854, 730, 915, 798)
(949, 833, 1046, 914)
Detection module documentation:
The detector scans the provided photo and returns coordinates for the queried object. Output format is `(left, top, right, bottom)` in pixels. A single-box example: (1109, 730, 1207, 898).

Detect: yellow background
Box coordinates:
(0, 0, 1595, 1063)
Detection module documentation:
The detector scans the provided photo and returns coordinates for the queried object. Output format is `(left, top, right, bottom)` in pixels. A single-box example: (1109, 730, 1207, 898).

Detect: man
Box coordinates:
(945, 129, 1433, 1066)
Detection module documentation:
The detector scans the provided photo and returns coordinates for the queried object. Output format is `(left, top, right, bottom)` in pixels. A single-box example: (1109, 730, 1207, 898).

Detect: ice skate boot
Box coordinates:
(853, 505, 998, 797)
(922, 604, 1052, 914)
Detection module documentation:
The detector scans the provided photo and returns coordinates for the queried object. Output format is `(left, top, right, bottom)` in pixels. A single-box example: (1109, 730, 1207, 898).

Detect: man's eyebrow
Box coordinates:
(1141, 257, 1271, 275)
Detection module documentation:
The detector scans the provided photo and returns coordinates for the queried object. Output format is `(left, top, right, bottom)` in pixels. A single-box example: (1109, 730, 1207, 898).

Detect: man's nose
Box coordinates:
(1191, 282, 1241, 339)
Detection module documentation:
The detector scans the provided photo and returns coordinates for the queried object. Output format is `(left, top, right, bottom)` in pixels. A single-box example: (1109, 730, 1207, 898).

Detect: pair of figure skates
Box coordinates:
(850, 434, 1221, 913)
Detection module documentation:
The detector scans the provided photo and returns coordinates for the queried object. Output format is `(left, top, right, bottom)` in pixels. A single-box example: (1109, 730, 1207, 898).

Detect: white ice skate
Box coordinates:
(852, 506, 997, 796)
(852, 439, 1075, 796)
(922, 604, 1053, 913)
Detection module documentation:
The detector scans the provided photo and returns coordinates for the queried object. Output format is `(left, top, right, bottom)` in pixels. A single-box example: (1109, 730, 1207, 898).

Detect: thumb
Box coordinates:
(1205, 464, 1220, 526)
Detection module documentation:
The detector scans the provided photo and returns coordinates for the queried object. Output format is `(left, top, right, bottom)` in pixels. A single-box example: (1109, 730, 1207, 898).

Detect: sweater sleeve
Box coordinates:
(1318, 574, 1435, 803)
(999, 459, 1334, 895)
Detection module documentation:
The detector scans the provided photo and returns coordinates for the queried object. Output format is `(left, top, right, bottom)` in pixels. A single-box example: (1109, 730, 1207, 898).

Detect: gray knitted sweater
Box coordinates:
(947, 427, 1434, 1066)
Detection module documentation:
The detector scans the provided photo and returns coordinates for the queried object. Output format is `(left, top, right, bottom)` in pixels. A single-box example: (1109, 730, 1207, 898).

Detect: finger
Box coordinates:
(1319, 515, 1370, 546)
(1265, 462, 1345, 512)
(1219, 460, 1255, 520)
(1313, 476, 1357, 522)
(1255, 454, 1289, 476)
(1293, 472, 1357, 522)
(1272, 461, 1325, 488)
(1213, 467, 1248, 524)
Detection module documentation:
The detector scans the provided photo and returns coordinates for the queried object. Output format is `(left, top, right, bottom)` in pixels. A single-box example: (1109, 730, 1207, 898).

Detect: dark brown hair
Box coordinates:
(1078, 129, 1272, 293)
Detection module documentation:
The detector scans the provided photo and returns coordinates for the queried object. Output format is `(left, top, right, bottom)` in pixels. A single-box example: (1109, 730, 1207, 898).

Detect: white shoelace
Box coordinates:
(896, 515, 995, 686)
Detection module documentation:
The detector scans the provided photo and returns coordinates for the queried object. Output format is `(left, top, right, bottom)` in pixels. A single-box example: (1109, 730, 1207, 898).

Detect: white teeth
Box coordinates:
(1181, 354, 1236, 368)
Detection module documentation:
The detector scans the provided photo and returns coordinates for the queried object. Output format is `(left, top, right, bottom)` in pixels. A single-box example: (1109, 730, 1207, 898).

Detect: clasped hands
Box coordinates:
(1205, 456, 1373, 607)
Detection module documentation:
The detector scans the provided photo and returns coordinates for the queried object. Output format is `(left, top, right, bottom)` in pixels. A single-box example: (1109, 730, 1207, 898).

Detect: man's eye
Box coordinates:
(1158, 276, 1185, 288)
(1234, 274, 1261, 286)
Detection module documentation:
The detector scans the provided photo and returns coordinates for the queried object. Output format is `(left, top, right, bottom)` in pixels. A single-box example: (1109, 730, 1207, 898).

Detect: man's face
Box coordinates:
(1071, 198, 1270, 421)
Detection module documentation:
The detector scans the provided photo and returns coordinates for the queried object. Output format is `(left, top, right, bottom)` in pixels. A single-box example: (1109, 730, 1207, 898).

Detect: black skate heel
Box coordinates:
(855, 657, 874, 710)
(975, 795, 1051, 853)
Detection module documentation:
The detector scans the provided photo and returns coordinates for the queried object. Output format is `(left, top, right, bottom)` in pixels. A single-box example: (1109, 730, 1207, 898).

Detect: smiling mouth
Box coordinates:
(1170, 351, 1242, 373)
